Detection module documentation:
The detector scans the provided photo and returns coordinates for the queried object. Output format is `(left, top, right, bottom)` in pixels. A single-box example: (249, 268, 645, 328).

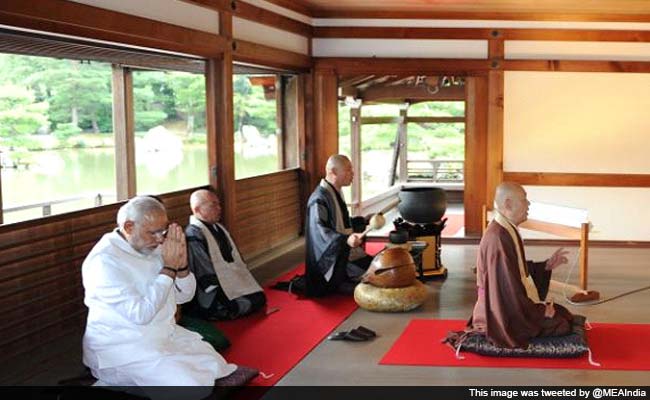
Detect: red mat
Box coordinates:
(215, 265, 357, 386)
(380, 319, 650, 371)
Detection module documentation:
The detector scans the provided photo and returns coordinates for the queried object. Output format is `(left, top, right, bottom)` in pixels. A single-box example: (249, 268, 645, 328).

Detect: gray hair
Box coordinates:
(116, 196, 166, 228)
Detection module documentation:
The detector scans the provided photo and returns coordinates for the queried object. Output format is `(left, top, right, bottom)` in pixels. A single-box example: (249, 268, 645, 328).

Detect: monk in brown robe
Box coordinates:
(458, 182, 574, 349)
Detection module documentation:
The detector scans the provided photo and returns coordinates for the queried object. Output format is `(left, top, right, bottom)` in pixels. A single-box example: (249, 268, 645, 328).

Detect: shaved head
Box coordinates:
(494, 182, 529, 225)
(326, 154, 350, 174)
(190, 189, 221, 224)
(325, 154, 354, 190)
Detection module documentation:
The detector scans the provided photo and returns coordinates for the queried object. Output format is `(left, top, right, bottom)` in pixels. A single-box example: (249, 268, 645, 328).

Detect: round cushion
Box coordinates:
(354, 281, 428, 312)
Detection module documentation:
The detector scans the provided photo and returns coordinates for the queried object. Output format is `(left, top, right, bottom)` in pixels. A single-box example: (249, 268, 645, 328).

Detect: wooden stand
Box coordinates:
(483, 205, 600, 303)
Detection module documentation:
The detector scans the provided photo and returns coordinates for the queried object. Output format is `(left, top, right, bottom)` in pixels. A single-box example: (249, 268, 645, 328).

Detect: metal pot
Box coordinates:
(397, 187, 447, 224)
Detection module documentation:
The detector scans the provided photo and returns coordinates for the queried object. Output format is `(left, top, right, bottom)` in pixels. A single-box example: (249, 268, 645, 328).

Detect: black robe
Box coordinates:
(304, 182, 352, 297)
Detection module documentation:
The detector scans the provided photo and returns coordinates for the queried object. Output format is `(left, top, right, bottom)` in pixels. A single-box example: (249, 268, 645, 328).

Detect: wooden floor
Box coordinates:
(277, 244, 650, 386)
(4, 241, 650, 386)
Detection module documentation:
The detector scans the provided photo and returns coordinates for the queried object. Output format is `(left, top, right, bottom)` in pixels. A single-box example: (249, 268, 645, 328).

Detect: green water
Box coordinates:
(1, 146, 278, 224)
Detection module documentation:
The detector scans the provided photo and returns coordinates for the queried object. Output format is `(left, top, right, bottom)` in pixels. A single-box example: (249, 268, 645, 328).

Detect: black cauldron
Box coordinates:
(397, 187, 447, 224)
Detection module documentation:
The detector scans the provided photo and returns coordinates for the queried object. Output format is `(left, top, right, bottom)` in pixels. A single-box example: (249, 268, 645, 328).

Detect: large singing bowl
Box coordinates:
(398, 187, 447, 223)
(362, 247, 417, 288)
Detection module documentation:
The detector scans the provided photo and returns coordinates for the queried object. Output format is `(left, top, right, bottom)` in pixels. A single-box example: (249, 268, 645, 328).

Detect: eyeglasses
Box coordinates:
(148, 227, 168, 239)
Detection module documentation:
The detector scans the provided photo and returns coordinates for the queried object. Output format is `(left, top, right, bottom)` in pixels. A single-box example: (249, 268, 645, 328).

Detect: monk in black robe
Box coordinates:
(305, 155, 372, 297)
(451, 182, 574, 349)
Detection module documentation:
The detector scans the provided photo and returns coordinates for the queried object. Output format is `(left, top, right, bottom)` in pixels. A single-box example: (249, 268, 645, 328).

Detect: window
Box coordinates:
(406, 101, 465, 183)
(233, 66, 299, 179)
(0, 31, 208, 225)
(133, 70, 208, 194)
(0, 53, 116, 224)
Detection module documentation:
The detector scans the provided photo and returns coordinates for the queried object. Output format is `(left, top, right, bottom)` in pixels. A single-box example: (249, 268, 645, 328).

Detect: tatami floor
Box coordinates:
(276, 244, 650, 386)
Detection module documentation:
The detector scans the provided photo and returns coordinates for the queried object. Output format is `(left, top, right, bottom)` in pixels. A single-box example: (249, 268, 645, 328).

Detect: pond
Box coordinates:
(1, 145, 278, 224)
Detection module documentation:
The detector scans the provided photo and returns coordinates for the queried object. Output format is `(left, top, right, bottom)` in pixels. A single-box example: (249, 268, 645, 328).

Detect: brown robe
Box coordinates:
(467, 221, 573, 349)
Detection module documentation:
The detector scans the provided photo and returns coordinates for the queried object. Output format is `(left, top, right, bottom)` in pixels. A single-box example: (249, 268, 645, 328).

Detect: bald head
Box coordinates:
(325, 154, 353, 190)
(494, 182, 529, 225)
(190, 189, 221, 224)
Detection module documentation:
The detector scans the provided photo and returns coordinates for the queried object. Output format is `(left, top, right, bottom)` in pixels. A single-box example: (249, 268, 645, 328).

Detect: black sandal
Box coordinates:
(328, 330, 368, 341)
(355, 326, 377, 338)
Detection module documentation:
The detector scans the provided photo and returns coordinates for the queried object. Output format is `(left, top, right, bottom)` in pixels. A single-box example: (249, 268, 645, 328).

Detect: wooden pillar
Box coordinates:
(206, 9, 235, 229)
(350, 106, 361, 214)
(282, 75, 300, 170)
(397, 107, 408, 183)
(299, 71, 314, 213)
(0, 164, 3, 224)
(276, 73, 285, 170)
(464, 76, 488, 236)
(111, 65, 136, 200)
(579, 223, 590, 290)
(310, 68, 339, 191)
(486, 31, 505, 208)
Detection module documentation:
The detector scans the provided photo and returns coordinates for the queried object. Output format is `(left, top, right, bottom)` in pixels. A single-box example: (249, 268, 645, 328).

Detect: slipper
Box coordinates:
(327, 330, 367, 341)
(355, 326, 377, 338)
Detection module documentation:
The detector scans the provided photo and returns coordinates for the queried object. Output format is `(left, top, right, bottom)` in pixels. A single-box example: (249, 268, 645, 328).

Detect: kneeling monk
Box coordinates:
(464, 182, 574, 348)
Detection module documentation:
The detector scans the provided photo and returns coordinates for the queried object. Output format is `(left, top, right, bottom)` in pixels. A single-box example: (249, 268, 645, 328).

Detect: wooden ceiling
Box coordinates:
(263, 0, 650, 22)
(339, 75, 465, 104)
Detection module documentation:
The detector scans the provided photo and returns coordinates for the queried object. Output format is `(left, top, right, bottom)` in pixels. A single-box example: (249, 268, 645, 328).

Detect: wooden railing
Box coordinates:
(407, 159, 464, 183)
(3, 193, 116, 218)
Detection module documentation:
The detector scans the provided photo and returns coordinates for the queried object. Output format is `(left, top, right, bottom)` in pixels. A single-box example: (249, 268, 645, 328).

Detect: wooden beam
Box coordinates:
(314, 27, 650, 42)
(316, 58, 490, 76)
(464, 76, 488, 236)
(503, 172, 650, 187)
(350, 107, 362, 214)
(111, 66, 136, 201)
(235, 0, 312, 37)
(503, 29, 650, 42)
(182, 0, 312, 37)
(503, 60, 650, 73)
(519, 219, 581, 239)
(257, 0, 313, 17)
(408, 116, 465, 124)
(486, 70, 504, 209)
(210, 11, 236, 230)
(397, 108, 408, 183)
(0, 0, 227, 58)
(300, 71, 314, 212)
(312, 69, 339, 188)
(363, 115, 464, 125)
(361, 117, 401, 125)
(234, 39, 312, 71)
(580, 223, 590, 290)
(282, 75, 300, 170)
(360, 83, 465, 103)
(309, 10, 650, 23)
(276, 74, 285, 170)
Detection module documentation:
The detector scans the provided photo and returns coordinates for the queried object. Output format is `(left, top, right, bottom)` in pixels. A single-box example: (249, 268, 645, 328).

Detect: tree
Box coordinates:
(0, 84, 48, 143)
(233, 75, 277, 137)
(167, 71, 206, 135)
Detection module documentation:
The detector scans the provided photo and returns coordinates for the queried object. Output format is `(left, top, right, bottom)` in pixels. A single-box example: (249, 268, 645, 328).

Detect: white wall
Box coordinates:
(68, 0, 219, 34)
(233, 17, 309, 55)
(504, 71, 650, 240)
(312, 39, 487, 58)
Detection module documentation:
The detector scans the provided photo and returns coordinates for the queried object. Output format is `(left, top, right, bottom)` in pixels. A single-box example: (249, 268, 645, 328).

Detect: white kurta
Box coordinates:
(82, 230, 237, 389)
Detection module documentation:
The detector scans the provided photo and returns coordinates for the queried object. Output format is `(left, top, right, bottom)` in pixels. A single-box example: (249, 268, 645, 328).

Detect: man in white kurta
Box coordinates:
(82, 196, 237, 394)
